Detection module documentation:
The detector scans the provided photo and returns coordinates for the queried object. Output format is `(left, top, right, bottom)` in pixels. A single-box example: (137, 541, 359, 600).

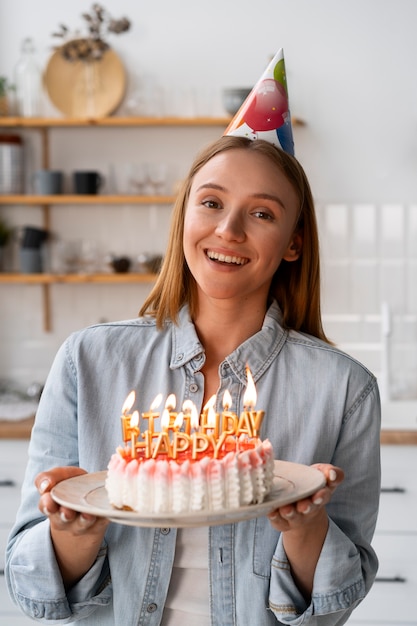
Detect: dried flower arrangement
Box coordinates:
(52, 3, 131, 62)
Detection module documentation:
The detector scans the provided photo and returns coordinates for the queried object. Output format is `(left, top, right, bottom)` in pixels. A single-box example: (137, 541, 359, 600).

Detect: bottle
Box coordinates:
(14, 38, 42, 117)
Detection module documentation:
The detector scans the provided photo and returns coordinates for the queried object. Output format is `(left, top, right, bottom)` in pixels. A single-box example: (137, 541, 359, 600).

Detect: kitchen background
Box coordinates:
(0, 0, 416, 401)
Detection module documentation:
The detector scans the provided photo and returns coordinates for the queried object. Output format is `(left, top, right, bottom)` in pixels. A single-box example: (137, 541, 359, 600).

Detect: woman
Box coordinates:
(6, 136, 380, 625)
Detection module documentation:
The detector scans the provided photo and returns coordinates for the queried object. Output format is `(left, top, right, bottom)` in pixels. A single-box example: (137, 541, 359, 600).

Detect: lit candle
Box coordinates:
(202, 395, 219, 438)
(181, 399, 198, 435)
(221, 390, 238, 435)
(161, 393, 177, 432)
(121, 390, 136, 442)
(242, 365, 265, 437)
(130, 410, 139, 458)
(189, 400, 200, 433)
(142, 393, 162, 434)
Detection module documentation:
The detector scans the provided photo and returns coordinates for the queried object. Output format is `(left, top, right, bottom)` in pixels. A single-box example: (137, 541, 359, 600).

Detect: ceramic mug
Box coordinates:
(20, 248, 43, 273)
(33, 170, 63, 195)
(73, 171, 103, 195)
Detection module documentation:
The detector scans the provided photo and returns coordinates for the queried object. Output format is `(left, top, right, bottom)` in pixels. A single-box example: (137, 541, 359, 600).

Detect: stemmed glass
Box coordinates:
(147, 163, 167, 196)
(128, 163, 148, 195)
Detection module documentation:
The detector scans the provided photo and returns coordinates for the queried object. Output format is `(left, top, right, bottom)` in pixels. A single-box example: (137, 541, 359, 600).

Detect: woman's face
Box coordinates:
(183, 148, 301, 308)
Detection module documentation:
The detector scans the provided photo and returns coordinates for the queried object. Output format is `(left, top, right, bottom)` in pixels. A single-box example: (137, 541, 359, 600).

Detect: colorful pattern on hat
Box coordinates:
(224, 48, 294, 156)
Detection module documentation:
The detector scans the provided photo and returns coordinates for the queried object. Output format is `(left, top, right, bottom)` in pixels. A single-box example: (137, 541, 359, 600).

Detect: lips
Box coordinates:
(206, 249, 249, 266)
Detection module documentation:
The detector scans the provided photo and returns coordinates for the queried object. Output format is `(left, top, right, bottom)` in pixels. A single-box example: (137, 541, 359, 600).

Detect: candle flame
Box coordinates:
(190, 403, 200, 430)
(130, 410, 139, 428)
(222, 389, 232, 411)
(243, 366, 257, 409)
(203, 395, 216, 411)
(182, 399, 195, 414)
(165, 393, 176, 411)
(207, 404, 217, 427)
(122, 390, 136, 414)
(174, 411, 184, 428)
(161, 408, 170, 430)
(150, 393, 163, 411)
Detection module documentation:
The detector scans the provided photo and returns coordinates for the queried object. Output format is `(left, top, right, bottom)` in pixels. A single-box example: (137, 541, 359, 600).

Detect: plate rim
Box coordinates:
(51, 460, 326, 528)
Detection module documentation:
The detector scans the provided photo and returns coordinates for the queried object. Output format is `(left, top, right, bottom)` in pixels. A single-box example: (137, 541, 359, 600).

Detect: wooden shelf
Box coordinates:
(0, 272, 157, 284)
(0, 114, 304, 129)
(0, 116, 232, 128)
(0, 195, 175, 205)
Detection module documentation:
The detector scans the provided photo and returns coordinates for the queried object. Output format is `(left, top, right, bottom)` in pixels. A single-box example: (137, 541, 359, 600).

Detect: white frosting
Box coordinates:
(105, 439, 274, 514)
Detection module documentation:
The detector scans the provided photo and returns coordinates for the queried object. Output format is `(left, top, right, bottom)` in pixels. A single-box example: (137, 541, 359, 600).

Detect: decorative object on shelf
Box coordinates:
(14, 38, 42, 117)
(0, 77, 9, 116)
(0, 217, 11, 272)
(0, 134, 24, 194)
(73, 170, 103, 194)
(137, 253, 163, 274)
(19, 226, 49, 274)
(45, 4, 131, 118)
(33, 170, 63, 195)
(222, 87, 252, 116)
(110, 255, 131, 273)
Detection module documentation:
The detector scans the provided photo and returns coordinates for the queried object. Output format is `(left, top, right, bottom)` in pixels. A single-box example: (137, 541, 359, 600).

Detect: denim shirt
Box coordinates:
(6, 301, 381, 625)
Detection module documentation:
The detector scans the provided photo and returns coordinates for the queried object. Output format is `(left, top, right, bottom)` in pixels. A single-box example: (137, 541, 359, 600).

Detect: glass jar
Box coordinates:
(14, 38, 42, 117)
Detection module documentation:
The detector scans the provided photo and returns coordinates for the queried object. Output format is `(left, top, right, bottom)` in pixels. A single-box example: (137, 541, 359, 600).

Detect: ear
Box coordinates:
(283, 232, 302, 262)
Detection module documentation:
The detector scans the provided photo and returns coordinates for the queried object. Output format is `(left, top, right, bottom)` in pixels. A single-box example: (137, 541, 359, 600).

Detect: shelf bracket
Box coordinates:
(42, 284, 52, 332)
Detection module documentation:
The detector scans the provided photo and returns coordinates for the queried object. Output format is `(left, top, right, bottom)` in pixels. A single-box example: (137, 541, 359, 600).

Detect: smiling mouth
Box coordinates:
(206, 250, 249, 266)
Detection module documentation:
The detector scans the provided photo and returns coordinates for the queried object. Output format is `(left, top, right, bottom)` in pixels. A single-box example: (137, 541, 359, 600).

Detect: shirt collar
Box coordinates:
(170, 301, 287, 380)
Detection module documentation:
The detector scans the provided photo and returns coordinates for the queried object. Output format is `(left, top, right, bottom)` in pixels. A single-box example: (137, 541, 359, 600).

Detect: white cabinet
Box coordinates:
(348, 444, 417, 625)
(0, 439, 35, 625)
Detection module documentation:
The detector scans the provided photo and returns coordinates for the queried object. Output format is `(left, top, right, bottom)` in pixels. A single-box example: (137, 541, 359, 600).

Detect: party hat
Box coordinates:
(224, 48, 294, 156)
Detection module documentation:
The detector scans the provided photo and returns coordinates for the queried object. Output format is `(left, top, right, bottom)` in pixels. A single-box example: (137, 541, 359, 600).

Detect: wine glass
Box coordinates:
(147, 163, 167, 196)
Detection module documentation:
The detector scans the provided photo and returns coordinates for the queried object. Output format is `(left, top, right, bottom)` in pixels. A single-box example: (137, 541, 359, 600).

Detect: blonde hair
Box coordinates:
(139, 136, 330, 343)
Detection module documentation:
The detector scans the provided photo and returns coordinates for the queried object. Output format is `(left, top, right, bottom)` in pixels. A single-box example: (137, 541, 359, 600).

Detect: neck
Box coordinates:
(193, 296, 268, 363)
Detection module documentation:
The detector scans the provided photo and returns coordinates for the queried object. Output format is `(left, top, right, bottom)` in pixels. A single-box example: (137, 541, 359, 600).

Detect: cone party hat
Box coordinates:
(224, 48, 294, 156)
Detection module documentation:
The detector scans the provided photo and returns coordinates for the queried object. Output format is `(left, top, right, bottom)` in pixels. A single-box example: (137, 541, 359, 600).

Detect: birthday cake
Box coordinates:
(105, 376, 275, 514)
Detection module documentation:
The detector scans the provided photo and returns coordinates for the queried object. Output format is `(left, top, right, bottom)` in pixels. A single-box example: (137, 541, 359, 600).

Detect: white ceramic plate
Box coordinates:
(51, 460, 326, 528)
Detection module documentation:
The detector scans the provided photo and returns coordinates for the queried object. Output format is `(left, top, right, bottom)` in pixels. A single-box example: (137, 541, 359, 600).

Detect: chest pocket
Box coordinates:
(253, 516, 280, 578)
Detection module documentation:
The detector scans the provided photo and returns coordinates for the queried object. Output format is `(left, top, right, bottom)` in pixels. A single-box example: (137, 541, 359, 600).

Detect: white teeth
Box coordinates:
(207, 250, 248, 265)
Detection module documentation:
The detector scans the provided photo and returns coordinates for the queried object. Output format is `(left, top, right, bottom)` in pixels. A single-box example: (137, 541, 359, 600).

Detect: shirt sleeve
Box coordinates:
(5, 335, 112, 622)
(269, 377, 381, 624)
(269, 518, 366, 624)
(6, 519, 111, 623)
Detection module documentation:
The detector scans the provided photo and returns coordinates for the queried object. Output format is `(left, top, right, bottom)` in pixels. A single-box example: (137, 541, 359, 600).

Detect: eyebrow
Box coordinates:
(195, 183, 287, 210)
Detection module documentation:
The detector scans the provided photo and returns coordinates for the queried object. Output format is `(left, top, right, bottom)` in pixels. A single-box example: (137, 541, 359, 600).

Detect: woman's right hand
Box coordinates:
(35, 467, 109, 588)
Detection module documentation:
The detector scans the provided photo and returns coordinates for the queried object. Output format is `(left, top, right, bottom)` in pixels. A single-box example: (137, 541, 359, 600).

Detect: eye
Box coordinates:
(202, 199, 222, 209)
(252, 209, 274, 221)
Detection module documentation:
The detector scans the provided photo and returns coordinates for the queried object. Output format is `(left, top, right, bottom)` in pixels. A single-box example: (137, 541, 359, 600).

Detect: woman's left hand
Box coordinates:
(267, 463, 344, 532)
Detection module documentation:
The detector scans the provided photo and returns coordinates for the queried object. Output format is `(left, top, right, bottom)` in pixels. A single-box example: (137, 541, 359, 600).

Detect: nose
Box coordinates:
(214, 209, 246, 241)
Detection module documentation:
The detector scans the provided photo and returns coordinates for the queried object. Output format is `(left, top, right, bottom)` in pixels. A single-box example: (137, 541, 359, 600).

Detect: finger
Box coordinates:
(313, 464, 345, 487)
(35, 466, 87, 494)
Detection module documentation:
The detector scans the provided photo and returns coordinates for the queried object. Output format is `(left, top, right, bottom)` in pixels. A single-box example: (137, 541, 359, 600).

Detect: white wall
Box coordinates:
(0, 0, 416, 397)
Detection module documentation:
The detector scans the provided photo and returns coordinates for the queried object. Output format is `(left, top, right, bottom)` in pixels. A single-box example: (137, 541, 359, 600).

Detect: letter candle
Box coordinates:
(142, 393, 163, 432)
(221, 390, 238, 435)
(161, 393, 177, 431)
(130, 410, 139, 458)
(121, 390, 136, 442)
(201, 395, 219, 438)
(181, 399, 199, 435)
(242, 365, 265, 437)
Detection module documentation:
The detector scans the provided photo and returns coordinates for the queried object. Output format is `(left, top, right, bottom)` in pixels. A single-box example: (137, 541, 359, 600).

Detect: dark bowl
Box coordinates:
(222, 87, 252, 115)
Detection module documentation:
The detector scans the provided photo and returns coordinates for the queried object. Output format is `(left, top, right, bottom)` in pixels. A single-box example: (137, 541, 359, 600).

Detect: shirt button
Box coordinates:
(189, 383, 198, 393)
(176, 353, 184, 362)
(147, 603, 158, 613)
(161, 527, 170, 535)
